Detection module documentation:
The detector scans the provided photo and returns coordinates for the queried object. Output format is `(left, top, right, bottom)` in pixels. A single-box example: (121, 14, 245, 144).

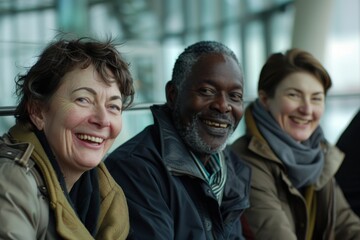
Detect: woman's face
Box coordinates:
(31, 64, 123, 176)
(260, 72, 325, 142)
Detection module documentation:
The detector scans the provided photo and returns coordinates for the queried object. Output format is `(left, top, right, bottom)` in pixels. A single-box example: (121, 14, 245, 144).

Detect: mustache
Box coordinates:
(201, 111, 234, 124)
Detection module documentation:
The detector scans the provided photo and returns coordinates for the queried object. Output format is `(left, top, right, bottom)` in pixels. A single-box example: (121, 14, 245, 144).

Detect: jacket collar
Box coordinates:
(245, 104, 344, 189)
(245, 104, 284, 166)
(150, 104, 206, 179)
(315, 143, 343, 189)
(8, 122, 129, 239)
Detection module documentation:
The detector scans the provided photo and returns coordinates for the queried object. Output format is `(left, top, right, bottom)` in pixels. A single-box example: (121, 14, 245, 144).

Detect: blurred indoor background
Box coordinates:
(0, 0, 359, 152)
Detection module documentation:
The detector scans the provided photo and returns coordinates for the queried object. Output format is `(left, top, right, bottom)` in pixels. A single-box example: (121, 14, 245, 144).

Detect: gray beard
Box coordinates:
(172, 105, 233, 155)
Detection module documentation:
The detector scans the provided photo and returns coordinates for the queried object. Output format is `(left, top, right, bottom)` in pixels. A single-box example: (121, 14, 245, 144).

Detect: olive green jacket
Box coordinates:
(0, 123, 129, 240)
(231, 107, 360, 240)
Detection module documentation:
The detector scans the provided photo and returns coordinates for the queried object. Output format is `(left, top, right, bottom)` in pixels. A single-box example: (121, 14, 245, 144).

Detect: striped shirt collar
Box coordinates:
(191, 151, 227, 204)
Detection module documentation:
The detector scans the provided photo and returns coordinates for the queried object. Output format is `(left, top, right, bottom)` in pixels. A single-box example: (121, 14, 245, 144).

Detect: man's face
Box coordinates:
(171, 53, 244, 155)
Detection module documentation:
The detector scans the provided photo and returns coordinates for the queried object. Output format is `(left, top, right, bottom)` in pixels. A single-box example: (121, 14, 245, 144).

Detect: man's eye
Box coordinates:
(199, 88, 214, 96)
(230, 93, 243, 102)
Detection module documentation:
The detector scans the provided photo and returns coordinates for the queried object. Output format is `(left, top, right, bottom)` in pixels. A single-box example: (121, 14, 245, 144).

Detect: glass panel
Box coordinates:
(109, 109, 154, 153)
(269, 6, 294, 52)
(0, 0, 358, 149)
(243, 20, 266, 99)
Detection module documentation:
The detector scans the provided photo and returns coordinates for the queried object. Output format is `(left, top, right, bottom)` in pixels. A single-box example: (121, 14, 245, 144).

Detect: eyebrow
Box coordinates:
(72, 87, 122, 101)
(285, 88, 324, 95)
(201, 78, 244, 89)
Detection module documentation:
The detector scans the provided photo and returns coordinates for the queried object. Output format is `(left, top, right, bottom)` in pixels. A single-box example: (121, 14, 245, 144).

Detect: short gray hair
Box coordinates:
(171, 41, 241, 91)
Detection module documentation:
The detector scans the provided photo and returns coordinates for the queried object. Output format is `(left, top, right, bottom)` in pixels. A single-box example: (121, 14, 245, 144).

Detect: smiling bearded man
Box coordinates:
(173, 109, 235, 155)
(105, 41, 251, 240)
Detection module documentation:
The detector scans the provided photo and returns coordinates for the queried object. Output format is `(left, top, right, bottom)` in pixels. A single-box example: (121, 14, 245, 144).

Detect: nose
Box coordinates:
(90, 105, 110, 127)
(299, 98, 312, 114)
(211, 93, 232, 113)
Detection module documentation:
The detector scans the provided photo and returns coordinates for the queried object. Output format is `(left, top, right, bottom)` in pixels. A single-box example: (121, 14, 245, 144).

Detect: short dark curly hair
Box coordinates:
(14, 36, 135, 124)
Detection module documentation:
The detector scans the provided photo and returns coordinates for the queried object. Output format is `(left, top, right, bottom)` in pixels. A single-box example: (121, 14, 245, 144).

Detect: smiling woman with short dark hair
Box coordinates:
(0, 37, 134, 240)
(231, 48, 360, 240)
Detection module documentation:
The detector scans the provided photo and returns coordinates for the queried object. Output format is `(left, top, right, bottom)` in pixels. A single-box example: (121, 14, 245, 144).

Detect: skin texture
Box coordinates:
(259, 71, 325, 142)
(167, 53, 244, 163)
(30, 64, 123, 191)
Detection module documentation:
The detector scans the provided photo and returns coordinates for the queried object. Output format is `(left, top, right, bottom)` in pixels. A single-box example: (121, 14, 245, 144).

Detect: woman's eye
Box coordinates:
(288, 92, 300, 98)
(108, 104, 122, 113)
(76, 97, 90, 104)
(312, 97, 324, 102)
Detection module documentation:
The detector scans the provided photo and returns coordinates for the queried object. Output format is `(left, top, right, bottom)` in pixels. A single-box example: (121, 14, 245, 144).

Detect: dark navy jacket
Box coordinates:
(336, 110, 360, 217)
(105, 104, 251, 240)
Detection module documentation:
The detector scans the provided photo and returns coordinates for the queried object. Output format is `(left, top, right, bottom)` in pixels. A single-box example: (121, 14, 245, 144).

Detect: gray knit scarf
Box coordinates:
(252, 99, 325, 188)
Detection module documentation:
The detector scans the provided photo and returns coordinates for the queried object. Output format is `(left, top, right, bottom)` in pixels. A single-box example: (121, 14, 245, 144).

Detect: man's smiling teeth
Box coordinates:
(203, 120, 228, 128)
(292, 117, 310, 125)
(77, 134, 104, 143)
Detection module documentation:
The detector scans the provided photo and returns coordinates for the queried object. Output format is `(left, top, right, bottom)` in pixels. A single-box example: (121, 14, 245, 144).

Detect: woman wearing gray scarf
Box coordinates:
(231, 49, 360, 240)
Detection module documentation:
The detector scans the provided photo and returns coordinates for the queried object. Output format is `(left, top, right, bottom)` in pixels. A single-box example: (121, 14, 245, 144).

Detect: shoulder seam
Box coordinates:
(0, 136, 48, 198)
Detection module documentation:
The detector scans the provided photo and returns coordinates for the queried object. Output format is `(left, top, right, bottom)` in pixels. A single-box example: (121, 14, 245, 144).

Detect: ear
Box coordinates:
(28, 102, 45, 130)
(258, 90, 270, 110)
(165, 80, 177, 110)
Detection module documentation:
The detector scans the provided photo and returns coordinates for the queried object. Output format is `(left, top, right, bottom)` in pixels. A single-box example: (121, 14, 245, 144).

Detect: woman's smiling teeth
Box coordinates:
(203, 120, 228, 128)
(291, 117, 310, 125)
(77, 134, 104, 143)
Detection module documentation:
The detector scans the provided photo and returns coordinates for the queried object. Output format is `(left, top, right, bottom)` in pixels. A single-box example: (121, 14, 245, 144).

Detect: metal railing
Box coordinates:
(0, 103, 159, 117)
(1, 93, 359, 117)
